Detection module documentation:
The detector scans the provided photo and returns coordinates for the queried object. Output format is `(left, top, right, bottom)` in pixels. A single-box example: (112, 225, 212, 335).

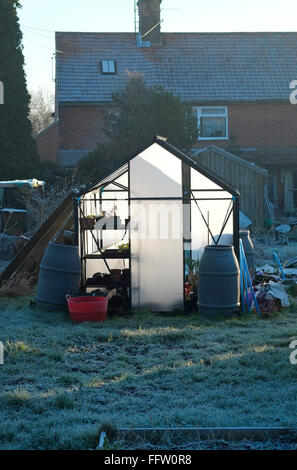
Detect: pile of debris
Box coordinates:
(251, 250, 297, 315)
(0, 178, 78, 273)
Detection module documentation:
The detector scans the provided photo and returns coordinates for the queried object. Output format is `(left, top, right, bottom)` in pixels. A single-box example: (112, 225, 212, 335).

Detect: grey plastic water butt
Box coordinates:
(36, 242, 81, 311)
(198, 245, 240, 318)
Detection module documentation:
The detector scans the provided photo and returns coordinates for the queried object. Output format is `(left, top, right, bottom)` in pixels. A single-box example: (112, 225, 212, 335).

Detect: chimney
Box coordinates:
(137, 0, 162, 46)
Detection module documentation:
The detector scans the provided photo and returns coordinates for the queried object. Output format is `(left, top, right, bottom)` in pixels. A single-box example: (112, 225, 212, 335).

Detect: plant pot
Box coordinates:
(122, 269, 130, 282)
(110, 269, 122, 282)
(80, 217, 95, 230)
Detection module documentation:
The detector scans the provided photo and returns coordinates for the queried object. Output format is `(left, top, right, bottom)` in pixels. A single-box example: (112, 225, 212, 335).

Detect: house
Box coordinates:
(76, 136, 239, 313)
(36, 121, 59, 165)
(46, 0, 297, 216)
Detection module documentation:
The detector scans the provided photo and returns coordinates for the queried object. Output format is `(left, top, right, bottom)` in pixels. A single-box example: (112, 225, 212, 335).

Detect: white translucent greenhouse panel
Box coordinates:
(100, 173, 128, 192)
(80, 225, 97, 255)
(82, 196, 93, 216)
(191, 202, 209, 261)
(191, 168, 228, 191)
(130, 200, 184, 311)
(86, 258, 126, 279)
(115, 172, 128, 187)
(130, 143, 182, 198)
(101, 231, 129, 250)
(84, 228, 128, 253)
(191, 198, 234, 261)
(101, 193, 128, 216)
(191, 191, 232, 199)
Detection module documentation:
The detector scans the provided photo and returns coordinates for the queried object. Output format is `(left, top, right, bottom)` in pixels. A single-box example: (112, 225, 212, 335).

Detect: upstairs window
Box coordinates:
(101, 60, 116, 75)
(196, 106, 228, 140)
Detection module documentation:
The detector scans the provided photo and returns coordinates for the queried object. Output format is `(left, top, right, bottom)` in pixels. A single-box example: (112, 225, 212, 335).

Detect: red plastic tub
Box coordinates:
(66, 294, 108, 322)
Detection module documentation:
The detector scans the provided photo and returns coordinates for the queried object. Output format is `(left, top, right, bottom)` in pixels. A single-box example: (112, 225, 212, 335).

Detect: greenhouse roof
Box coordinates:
(79, 137, 240, 197)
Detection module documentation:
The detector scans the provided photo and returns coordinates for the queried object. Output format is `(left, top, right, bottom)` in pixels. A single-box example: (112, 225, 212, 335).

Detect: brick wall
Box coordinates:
(59, 105, 107, 150)
(57, 102, 297, 166)
(36, 121, 59, 164)
(193, 103, 297, 150)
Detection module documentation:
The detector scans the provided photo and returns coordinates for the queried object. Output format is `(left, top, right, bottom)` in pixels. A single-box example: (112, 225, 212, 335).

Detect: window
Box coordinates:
(196, 107, 228, 140)
(101, 60, 116, 75)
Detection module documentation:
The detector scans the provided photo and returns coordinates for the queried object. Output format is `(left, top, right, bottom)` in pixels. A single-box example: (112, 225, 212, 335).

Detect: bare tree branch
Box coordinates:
(29, 87, 54, 137)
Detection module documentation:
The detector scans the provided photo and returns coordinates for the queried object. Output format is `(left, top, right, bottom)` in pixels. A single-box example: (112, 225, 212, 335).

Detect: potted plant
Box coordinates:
(80, 214, 97, 230)
(118, 242, 129, 253)
(118, 243, 130, 270)
(185, 257, 199, 297)
(122, 268, 130, 283)
(110, 269, 122, 282)
(105, 203, 121, 229)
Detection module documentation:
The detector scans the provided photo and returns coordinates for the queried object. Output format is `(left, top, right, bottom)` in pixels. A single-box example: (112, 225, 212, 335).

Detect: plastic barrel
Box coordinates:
(198, 245, 240, 318)
(36, 242, 81, 311)
(239, 230, 254, 277)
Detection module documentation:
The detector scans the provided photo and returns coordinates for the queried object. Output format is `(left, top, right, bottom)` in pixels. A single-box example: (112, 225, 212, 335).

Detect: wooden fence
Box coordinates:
(193, 146, 268, 227)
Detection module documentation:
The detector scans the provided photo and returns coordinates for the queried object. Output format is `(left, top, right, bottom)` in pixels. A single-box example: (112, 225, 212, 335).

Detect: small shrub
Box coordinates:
(57, 374, 80, 386)
(54, 393, 76, 409)
(48, 350, 65, 363)
(5, 388, 31, 406)
(5, 341, 41, 360)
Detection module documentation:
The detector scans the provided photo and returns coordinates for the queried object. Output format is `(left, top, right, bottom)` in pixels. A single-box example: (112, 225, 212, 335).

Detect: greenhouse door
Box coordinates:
(129, 143, 184, 312)
(130, 200, 184, 312)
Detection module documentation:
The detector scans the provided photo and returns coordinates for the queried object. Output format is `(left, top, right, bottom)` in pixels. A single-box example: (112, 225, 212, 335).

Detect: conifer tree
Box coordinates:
(0, 0, 41, 179)
(78, 75, 198, 179)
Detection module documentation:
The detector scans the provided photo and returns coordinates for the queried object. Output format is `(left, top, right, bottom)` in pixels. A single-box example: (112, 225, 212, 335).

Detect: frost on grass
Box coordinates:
(0, 294, 297, 449)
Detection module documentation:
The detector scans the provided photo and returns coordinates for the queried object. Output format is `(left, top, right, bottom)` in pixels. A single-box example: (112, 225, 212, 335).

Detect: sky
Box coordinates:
(18, 0, 297, 94)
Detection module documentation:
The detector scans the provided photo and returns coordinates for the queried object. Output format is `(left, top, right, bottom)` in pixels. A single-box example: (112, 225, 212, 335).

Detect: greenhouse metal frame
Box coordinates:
(74, 137, 240, 312)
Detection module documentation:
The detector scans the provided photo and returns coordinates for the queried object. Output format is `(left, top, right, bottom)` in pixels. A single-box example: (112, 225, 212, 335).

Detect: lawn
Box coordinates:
(1, 294, 297, 449)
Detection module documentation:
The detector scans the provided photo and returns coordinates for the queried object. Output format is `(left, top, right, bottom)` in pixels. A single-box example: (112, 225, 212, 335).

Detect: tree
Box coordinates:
(78, 75, 198, 179)
(0, 0, 41, 179)
(29, 88, 54, 137)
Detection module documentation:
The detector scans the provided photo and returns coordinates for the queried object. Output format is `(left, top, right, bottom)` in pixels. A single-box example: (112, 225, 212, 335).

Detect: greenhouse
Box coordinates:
(75, 136, 240, 312)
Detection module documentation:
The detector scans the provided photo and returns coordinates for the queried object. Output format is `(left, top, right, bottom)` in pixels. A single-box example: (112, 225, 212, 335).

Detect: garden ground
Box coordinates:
(1, 293, 297, 449)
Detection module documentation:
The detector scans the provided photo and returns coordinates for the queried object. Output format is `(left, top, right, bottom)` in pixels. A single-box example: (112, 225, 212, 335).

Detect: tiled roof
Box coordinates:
(56, 32, 297, 104)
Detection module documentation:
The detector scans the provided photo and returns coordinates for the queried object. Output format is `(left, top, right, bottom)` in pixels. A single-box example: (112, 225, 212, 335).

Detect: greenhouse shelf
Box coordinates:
(82, 252, 129, 260)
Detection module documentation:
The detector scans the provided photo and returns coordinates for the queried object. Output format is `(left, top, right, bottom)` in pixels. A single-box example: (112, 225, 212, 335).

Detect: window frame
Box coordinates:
(101, 60, 117, 75)
(196, 106, 228, 141)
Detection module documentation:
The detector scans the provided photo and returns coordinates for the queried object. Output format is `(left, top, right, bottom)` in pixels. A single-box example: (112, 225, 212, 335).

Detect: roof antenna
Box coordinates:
(134, 0, 137, 34)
